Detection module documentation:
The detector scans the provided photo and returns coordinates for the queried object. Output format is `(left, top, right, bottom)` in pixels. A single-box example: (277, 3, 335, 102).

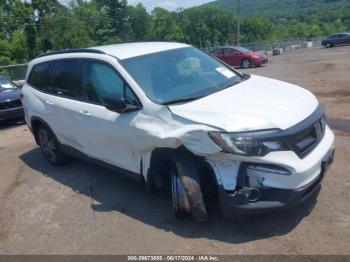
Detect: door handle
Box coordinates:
(45, 100, 54, 105)
(79, 110, 91, 117)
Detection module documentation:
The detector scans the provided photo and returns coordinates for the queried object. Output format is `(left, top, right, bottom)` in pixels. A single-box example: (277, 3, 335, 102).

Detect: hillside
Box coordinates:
(202, 0, 350, 19)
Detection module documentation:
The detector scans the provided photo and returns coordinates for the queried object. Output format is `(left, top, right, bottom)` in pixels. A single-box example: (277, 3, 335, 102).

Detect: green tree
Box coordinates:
(0, 38, 12, 65)
(127, 3, 152, 41)
(11, 30, 28, 62)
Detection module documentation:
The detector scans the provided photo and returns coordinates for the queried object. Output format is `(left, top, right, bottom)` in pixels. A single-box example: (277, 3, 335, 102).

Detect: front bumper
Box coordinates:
(0, 106, 24, 121)
(252, 57, 268, 66)
(217, 148, 335, 217)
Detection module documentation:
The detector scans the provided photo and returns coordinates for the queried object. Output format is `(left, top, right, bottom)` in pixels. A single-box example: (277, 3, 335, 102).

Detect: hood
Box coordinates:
(168, 75, 319, 132)
(0, 88, 21, 103)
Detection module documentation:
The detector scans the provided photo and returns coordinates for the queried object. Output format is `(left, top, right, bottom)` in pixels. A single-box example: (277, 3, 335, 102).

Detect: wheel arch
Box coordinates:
(147, 146, 219, 201)
(31, 116, 58, 146)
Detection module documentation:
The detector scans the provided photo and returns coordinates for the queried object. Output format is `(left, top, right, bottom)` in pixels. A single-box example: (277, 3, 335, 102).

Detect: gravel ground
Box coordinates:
(0, 46, 349, 255)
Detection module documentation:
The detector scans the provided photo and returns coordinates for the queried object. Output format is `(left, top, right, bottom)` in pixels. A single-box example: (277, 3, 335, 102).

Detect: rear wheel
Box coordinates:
(171, 152, 208, 222)
(241, 59, 252, 69)
(37, 124, 68, 166)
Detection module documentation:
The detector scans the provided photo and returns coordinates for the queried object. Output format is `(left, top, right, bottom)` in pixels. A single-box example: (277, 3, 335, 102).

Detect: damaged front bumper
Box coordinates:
(205, 125, 335, 218)
(217, 148, 334, 217)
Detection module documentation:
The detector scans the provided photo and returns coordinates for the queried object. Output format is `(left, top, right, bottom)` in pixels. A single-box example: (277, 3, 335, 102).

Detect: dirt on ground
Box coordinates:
(0, 46, 349, 255)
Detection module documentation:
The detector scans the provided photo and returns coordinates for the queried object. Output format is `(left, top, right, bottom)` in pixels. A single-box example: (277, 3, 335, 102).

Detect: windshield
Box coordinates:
(120, 47, 244, 104)
(0, 77, 18, 92)
(235, 47, 253, 53)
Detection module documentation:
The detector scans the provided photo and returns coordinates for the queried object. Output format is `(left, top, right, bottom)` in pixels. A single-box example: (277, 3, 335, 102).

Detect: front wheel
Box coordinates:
(326, 42, 333, 48)
(241, 59, 252, 69)
(171, 152, 208, 222)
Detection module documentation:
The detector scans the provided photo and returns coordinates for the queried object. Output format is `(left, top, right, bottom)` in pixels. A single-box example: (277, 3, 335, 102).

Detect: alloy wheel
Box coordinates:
(39, 128, 57, 163)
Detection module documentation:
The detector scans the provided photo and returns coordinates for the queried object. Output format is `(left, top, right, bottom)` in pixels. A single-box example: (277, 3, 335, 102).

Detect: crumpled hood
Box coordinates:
(168, 75, 319, 132)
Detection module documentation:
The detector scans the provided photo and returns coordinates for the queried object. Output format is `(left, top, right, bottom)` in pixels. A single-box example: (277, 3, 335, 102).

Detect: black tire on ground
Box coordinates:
(172, 151, 208, 222)
(37, 124, 68, 166)
(326, 42, 333, 48)
(241, 58, 252, 69)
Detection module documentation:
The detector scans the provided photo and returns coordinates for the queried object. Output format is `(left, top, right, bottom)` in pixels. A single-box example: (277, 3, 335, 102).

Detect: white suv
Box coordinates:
(22, 42, 335, 221)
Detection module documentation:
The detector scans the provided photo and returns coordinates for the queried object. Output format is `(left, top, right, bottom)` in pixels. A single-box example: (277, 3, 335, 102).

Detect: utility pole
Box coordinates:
(236, 0, 240, 46)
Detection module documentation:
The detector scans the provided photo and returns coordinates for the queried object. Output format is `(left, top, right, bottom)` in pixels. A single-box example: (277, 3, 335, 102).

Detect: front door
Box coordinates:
(76, 59, 142, 173)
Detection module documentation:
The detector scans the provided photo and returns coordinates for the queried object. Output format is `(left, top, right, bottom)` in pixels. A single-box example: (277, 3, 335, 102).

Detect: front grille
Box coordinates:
(0, 99, 22, 110)
(283, 117, 326, 158)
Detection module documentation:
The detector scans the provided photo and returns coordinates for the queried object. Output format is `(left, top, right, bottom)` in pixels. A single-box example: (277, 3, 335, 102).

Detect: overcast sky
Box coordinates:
(58, 0, 212, 11)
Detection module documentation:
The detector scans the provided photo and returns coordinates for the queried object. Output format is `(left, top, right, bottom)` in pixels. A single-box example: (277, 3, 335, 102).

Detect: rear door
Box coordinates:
(26, 62, 56, 128)
(221, 48, 234, 66)
(213, 48, 231, 65)
(48, 59, 87, 151)
(231, 48, 242, 66)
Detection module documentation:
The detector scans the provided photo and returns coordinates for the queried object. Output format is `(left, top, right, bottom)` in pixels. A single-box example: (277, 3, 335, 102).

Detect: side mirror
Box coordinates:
(103, 94, 141, 114)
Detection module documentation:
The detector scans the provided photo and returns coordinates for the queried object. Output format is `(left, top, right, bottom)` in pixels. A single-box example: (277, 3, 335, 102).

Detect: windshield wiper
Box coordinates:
(163, 95, 205, 105)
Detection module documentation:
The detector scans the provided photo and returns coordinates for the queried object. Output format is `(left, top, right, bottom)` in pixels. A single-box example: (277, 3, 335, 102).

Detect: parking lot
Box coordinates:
(0, 45, 349, 255)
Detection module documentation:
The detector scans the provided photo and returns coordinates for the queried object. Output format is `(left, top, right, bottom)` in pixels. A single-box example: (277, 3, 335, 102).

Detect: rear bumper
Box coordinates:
(0, 106, 24, 121)
(218, 148, 335, 217)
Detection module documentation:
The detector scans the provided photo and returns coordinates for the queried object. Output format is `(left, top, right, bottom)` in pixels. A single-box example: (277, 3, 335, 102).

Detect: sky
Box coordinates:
(58, 0, 212, 11)
(127, 0, 212, 11)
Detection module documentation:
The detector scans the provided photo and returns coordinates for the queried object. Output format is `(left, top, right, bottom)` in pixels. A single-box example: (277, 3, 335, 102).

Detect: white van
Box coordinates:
(22, 42, 335, 221)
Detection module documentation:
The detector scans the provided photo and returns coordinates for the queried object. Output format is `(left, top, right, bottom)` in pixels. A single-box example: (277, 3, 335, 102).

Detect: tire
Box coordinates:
(241, 59, 252, 69)
(171, 151, 208, 222)
(37, 124, 68, 166)
(326, 42, 333, 48)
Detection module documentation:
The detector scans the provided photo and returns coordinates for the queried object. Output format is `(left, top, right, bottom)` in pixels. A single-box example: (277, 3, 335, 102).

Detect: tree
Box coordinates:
(126, 3, 152, 41)
(0, 38, 12, 65)
(11, 30, 28, 62)
(94, 0, 128, 40)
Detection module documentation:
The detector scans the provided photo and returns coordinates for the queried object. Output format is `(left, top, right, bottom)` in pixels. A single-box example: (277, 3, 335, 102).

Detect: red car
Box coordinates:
(211, 46, 268, 69)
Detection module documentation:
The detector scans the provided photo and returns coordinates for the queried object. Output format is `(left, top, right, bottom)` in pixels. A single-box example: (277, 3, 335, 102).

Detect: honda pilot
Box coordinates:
(22, 42, 335, 221)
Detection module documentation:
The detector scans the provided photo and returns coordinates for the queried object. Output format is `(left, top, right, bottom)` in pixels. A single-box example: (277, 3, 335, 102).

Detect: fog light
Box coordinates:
(247, 188, 261, 202)
(245, 164, 291, 189)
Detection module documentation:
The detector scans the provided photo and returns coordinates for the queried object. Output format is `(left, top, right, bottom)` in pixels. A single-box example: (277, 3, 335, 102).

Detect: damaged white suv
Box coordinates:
(22, 42, 335, 221)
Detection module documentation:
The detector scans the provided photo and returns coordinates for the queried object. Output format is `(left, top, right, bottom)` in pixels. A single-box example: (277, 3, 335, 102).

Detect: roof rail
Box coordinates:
(37, 48, 105, 58)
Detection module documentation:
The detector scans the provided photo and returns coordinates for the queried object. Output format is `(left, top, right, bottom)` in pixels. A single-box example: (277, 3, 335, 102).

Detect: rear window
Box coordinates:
(51, 59, 83, 99)
(28, 63, 52, 92)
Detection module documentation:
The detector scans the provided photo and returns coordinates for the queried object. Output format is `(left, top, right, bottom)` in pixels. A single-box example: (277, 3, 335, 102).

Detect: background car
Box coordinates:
(322, 33, 350, 48)
(211, 46, 268, 69)
(0, 75, 24, 122)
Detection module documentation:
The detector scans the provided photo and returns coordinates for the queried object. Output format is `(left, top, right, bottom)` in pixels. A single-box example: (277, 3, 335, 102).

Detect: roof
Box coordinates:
(29, 42, 191, 67)
(91, 42, 190, 60)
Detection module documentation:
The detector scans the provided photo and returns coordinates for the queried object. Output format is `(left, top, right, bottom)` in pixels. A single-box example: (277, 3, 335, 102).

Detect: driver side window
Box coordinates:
(83, 60, 139, 105)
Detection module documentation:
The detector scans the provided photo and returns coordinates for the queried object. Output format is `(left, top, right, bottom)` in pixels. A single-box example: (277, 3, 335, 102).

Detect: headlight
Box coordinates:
(208, 130, 288, 156)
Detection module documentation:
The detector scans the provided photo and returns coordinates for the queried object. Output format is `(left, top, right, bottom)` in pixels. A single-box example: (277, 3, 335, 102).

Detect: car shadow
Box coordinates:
(19, 147, 320, 244)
